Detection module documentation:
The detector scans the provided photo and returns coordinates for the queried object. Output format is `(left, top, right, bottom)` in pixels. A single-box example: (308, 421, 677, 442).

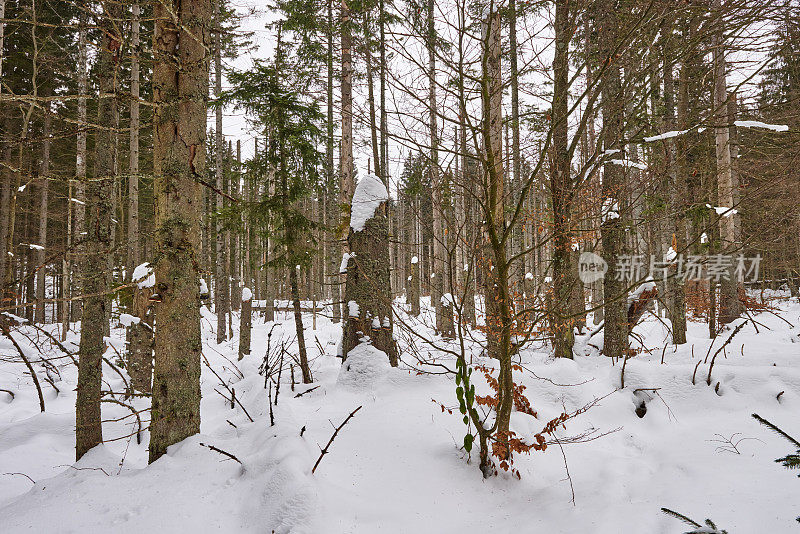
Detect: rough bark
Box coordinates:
(76, 1, 121, 460)
(597, 0, 627, 359)
(128, 285, 154, 393)
(149, 0, 209, 463)
(342, 180, 398, 366)
(550, 0, 576, 359)
(238, 290, 251, 360)
(127, 1, 141, 277)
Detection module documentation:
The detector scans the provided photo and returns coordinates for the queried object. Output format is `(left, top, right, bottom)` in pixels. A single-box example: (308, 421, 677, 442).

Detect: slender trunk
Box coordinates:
(73, 13, 88, 323)
(149, 0, 209, 463)
(364, 13, 381, 181)
(76, 1, 121, 460)
(214, 0, 229, 343)
(327, 0, 340, 323)
(663, 23, 687, 344)
(711, 0, 741, 325)
(550, 0, 575, 359)
(480, 5, 512, 463)
(239, 289, 251, 359)
(35, 106, 51, 324)
(128, 1, 141, 277)
(340, 0, 354, 323)
(428, 0, 452, 336)
(231, 141, 241, 310)
(597, 0, 627, 359)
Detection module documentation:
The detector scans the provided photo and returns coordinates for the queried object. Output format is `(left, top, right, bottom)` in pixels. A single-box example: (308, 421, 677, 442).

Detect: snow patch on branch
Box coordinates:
(734, 120, 789, 132)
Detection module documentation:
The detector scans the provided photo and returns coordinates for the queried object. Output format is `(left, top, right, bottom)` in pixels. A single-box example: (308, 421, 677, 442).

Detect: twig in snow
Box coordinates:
(2, 472, 35, 484)
(707, 321, 747, 386)
(312, 405, 363, 474)
(199, 442, 242, 464)
(0, 388, 15, 400)
(0, 325, 45, 412)
(202, 353, 254, 422)
(295, 385, 320, 398)
(552, 431, 575, 505)
(268, 382, 275, 427)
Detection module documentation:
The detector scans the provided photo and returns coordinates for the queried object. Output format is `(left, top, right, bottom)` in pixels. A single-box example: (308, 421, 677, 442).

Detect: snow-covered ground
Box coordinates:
(1, 293, 798, 532)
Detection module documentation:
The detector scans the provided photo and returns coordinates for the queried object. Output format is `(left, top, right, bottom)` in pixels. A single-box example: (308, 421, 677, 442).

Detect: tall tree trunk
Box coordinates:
(327, 0, 340, 323)
(712, 0, 741, 325)
(35, 105, 51, 324)
(149, 0, 209, 463)
(231, 141, 241, 309)
(214, 0, 229, 343)
(73, 12, 88, 323)
(128, 1, 141, 277)
(550, 0, 576, 359)
(339, 0, 354, 324)
(480, 5, 513, 468)
(428, 0, 453, 337)
(663, 21, 687, 344)
(76, 1, 121, 460)
(597, 0, 627, 359)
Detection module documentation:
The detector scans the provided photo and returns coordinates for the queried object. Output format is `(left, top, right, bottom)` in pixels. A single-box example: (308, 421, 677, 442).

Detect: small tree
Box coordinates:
(222, 26, 324, 383)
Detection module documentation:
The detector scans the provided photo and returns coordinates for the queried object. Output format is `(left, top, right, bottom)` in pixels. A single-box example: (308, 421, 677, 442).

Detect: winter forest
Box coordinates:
(0, 0, 799, 531)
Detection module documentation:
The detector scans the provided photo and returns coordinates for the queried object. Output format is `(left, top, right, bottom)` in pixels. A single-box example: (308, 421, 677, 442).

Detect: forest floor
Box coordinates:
(1, 292, 799, 533)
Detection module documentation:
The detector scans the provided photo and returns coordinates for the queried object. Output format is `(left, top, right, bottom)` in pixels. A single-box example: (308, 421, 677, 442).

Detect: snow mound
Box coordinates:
(350, 174, 388, 232)
(337, 343, 391, 391)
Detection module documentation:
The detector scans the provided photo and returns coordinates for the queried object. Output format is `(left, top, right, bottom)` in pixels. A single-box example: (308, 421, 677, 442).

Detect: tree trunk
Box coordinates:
(149, 0, 209, 463)
(327, 0, 340, 323)
(428, 0, 453, 337)
(238, 289, 251, 360)
(663, 22, 687, 344)
(712, 0, 741, 325)
(597, 0, 627, 359)
(340, 0, 354, 323)
(214, 0, 229, 344)
(128, 285, 154, 393)
(76, 2, 121, 460)
(35, 106, 51, 324)
(73, 12, 88, 323)
(231, 141, 241, 310)
(128, 1, 141, 277)
(342, 175, 398, 365)
(550, 0, 576, 359)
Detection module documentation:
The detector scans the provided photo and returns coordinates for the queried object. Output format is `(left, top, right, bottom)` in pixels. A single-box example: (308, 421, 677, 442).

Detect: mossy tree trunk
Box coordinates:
(76, 0, 121, 461)
(342, 183, 398, 366)
(148, 0, 209, 463)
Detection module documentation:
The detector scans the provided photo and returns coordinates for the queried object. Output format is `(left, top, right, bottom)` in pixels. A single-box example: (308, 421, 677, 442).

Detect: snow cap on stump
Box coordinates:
(350, 174, 388, 232)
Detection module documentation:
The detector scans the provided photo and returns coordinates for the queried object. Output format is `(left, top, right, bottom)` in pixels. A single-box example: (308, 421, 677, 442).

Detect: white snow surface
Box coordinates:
(1, 292, 799, 533)
(350, 174, 388, 232)
(337, 342, 393, 391)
